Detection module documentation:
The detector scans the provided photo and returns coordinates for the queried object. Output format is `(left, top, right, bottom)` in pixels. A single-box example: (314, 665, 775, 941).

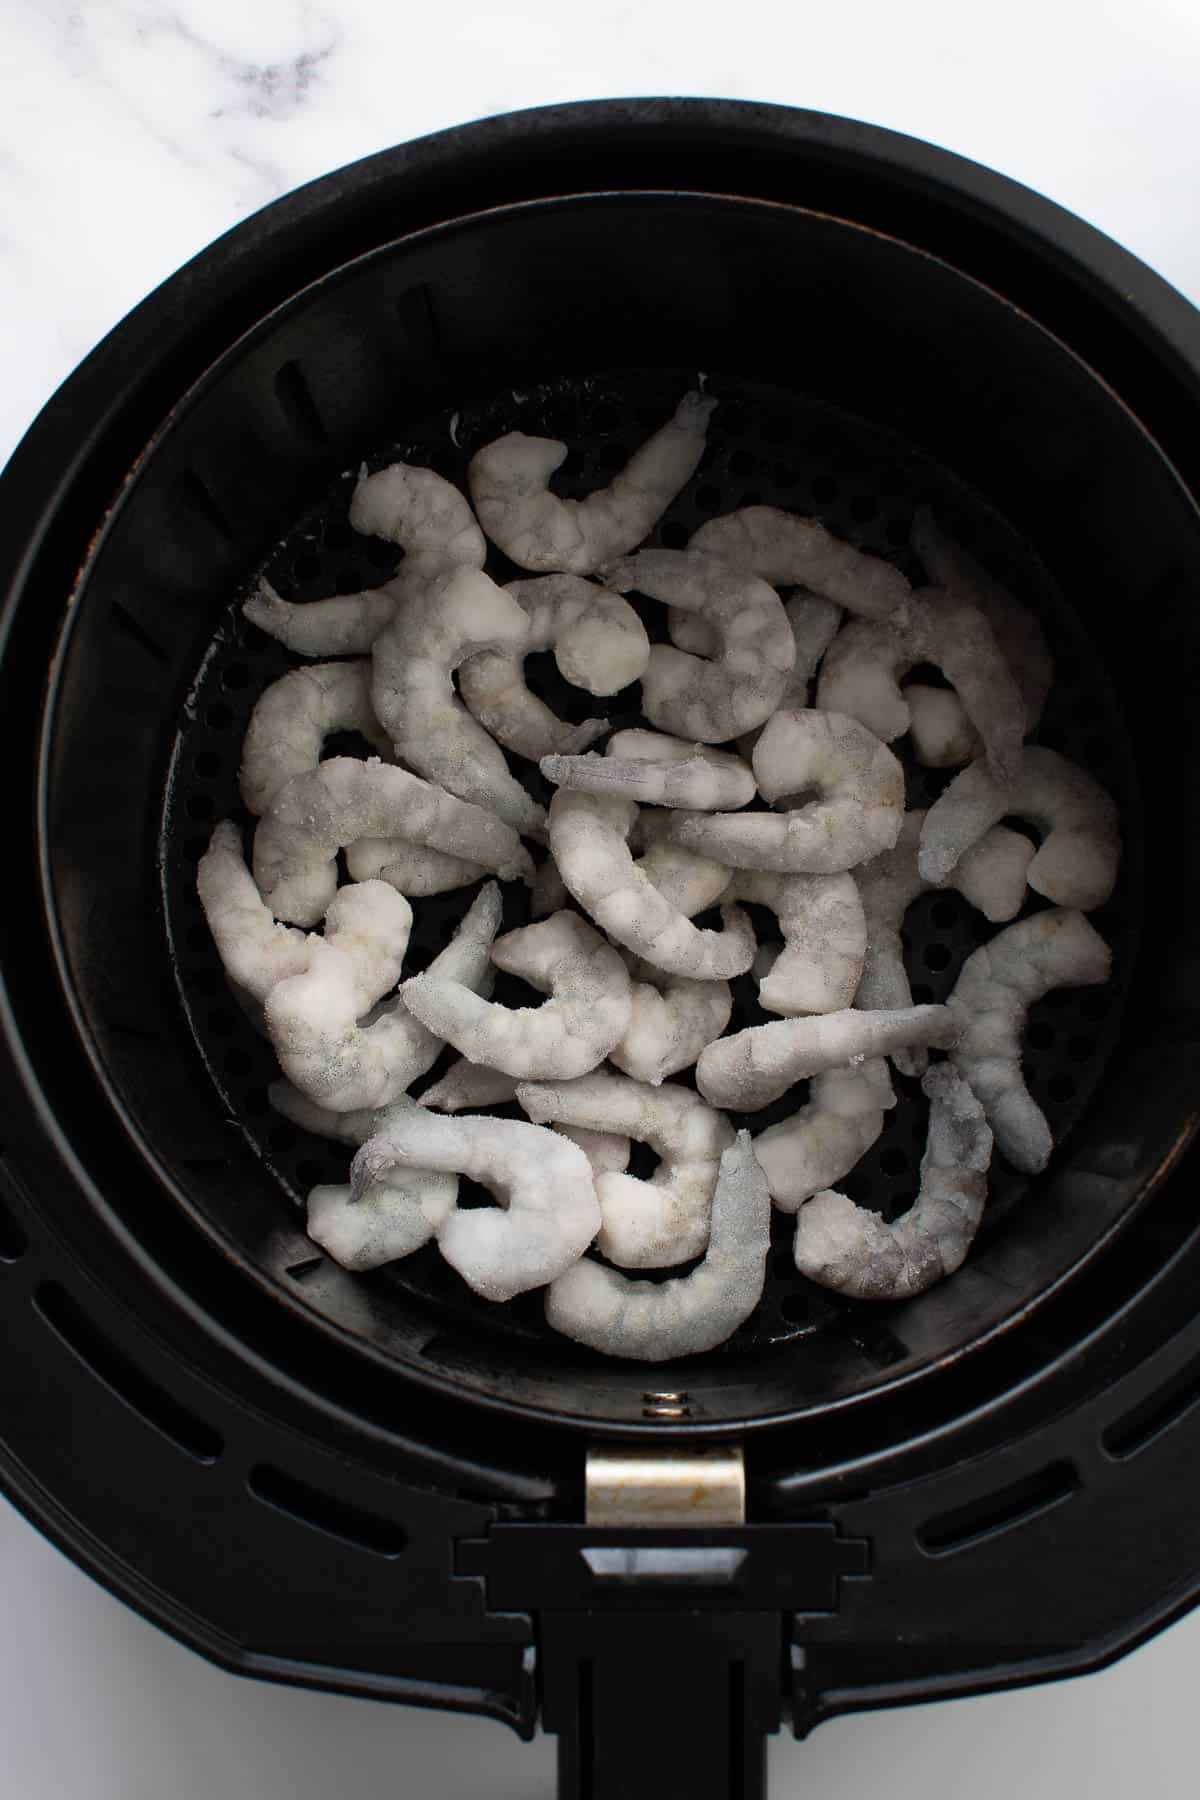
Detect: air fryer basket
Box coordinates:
(5, 103, 1200, 1797)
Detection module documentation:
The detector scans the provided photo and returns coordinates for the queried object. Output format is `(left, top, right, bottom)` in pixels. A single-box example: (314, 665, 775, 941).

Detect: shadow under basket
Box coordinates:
(4, 101, 1200, 1800)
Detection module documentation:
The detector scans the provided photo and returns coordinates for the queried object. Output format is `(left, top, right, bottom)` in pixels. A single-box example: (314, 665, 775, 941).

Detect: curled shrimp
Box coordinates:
(253, 756, 532, 927)
(610, 951, 733, 1086)
(549, 788, 755, 980)
(542, 729, 756, 812)
(601, 548, 794, 741)
(402, 910, 632, 1081)
(544, 1131, 769, 1360)
(551, 1124, 633, 1176)
(725, 869, 867, 1017)
(696, 1004, 959, 1112)
(670, 709, 904, 875)
(265, 882, 502, 1112)
(418, 1060, 521, 1112)
(458, 574, 649, 760)
(857, 811, 1035, 1076)
(689, 505, 910, 617)
(793, 1064, 993, 1298)
(669, 592, 843, 715)
(918, 747, 1121, 911)
(467, 389, 717, 574)
(519, 1072, 735, 1269)
(344, 837, 486, 896)
(369, 565, 545, 838)
(816, 588, 1026, 783)
(947, 908, 1111, 1173)
(634, 809, 734, 916)
(753, 1058, 896, 1210)
(243, 462, 486, 656)
(197, 821, 311, 1001)
(351, 1110, 600, 1302)
(907, 506, 1052, 764)
(238, 660, 392, 816)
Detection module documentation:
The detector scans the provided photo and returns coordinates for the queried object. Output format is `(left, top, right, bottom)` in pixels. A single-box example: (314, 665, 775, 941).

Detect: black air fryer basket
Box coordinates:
(3, 101, 1200, 1799)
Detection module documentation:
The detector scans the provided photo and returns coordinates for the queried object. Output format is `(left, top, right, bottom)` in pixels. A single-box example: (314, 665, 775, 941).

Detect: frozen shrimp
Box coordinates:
(239, 661, 392, 816)
(726, 870, 866, 1017)
(551, 1125, 632, 1176)
(518, 1072, 735, 1268)
(549, 789, 755, 979)
(793, 1064, 993, 1298)
(857, 811, 1035, 1076)
(905, 685, 983, 769)
(348, 460, 487, 579)
(601, 548, 794, 741)
(610, 952, 733, 1086)
(351, 1111, 600, 1302)
(816, 588, 1026, 783)
(634, 810, 734, 917)
(670, 709, 904, 875)
(264, 882, 502, 1112)
(690, 505, 910, 617)
(753, 1059, 896, 1210)
(369, 565, 544, 838)
(467, 389, 717, 574)
(418, 1060, 521, 1112)
(253, 756, 531, 927)
(947, 908, 1111, 1173)
(343, 836, 486, 896)
(544, 1131, 769, 1360)
(197, 821, 311, 1000)
(458, 574, 649, 761)
(696, 1004, 959, 1112)
(542, 731, 755, 812)
(919, 747, 1121, 911)
(307, 1167, 459, 1271)
(402, 910, 633, 1081)
(669, 593, 843, 713)
(911, 506, 1052, 733)
(242, 578, 401, 658)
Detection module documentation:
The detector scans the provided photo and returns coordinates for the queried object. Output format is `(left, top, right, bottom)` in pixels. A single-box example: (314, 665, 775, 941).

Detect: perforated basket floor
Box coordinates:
(160, 368, 1139, 1362)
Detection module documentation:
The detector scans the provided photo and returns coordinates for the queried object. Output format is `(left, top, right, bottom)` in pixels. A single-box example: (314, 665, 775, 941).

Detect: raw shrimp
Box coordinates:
(601, 548, 794, 741)
(542, 731, 755, 811)
(610, 952, 733, 1086)
(544, 1131, 769, 1360)
(369, 566, 545, 837)
(725, 870, 866, 1016)
(634, 810, 734, 916)
(919, 747, 1121, 911)
(551, 1125, 633, 1176)
(307, 1167, 459, 1271)
(347, 460, 487, 578)
(252, 756, 532, 927)
(549, 789, 755, 980)
(458, 574, 649, 760)
(911, 506, 1052, 735)
(947, 908, 1111, 1173)
(857, 811, 1035, 1075)
(350, 1111, 600, 1302)
(816, 588, 1026, 783)
(905, 685, 982, 769)
(467, 390, 717, 574)
(690, 505, 910, 617)
(264, 882, 502, 1112)
(518, 1072, 735, 1269)
(753, 1059, 896, 1211)
(197, 821, 310, 1000)
(670, 710, 904, 875)
(696, 1004, 959, 1112)
(238, 660, 393, 816)
(344, 837, 485, 896)
(242, 578, 401, 658)
(402, 911, 632, 1081)
(669, 592, 842, 713)
(792, 1064, 993, 1297)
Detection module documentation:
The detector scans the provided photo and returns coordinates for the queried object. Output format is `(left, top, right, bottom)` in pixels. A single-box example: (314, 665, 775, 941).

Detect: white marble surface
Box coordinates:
(4, 0, 1200, 1795)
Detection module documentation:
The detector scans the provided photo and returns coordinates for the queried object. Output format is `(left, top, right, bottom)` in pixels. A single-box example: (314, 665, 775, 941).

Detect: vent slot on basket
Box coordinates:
(917, 1461, 1079, 1556)
(0, 1161, 29, 1261)
(248, 1464, 409, 1556)
(34, 1281, 223, 1462)
(273, 359, 329, 447)
(1103, 1356, 1200, 1460)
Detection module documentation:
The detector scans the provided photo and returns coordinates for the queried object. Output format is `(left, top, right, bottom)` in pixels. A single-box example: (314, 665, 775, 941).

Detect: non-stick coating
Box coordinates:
(161, 367, 1138, 1361)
